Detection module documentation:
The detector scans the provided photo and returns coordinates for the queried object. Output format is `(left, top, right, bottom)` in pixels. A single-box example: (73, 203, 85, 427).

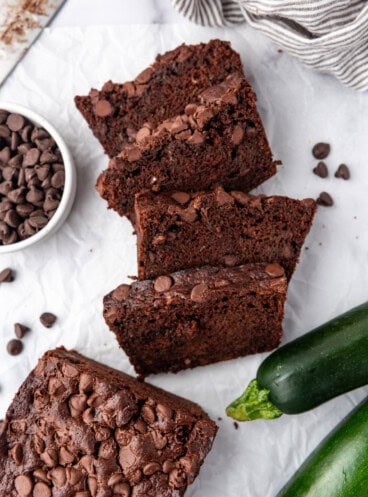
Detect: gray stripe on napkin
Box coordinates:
(171, 0, 368, 90)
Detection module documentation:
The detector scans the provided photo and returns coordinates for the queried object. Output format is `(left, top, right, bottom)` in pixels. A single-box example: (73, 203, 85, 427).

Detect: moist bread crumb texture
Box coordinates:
(103, 264, 287, 375)
(75, 39, 244, 158)
(96, 73, 277, 219)
(0, 348, 217, 497)
(135, 187, 317, 281)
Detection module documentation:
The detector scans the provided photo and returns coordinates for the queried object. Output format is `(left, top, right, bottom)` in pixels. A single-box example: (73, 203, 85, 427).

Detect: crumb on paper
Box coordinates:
(0, 0, 56, 46)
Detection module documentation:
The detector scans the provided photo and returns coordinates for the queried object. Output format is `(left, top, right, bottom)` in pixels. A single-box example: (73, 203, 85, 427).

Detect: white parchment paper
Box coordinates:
(1, 23, 368, 497)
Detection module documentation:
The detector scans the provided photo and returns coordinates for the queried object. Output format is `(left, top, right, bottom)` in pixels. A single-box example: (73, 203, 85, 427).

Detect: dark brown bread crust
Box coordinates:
(135, 187, 317, 281)
(75, 39, 243, 157)
(103, 263, 287, 376)
(0, 347, 217, 497)
(96, 73, 278, 219)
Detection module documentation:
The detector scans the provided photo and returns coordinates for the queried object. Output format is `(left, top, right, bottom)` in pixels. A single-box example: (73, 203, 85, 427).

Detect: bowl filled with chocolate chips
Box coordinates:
(0, 103, 76, 253)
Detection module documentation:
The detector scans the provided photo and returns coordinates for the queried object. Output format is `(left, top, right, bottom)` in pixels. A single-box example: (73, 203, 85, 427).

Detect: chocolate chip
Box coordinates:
(14, 323, 30, 339)
(135, 126, 151, 143)
(7, 114, 25, 132)
(0, 267, 14, 282)
(10, 442, 23, 465)
(48, 467, 67, 487)
(33, 469, 49, 483)
(171, 192, 190, 205)
(190, 283, 208, 303)
(29, 215, 49, 230)
(33, 482, 51, 497)
(16, 203, 34, 218)
(135, 67, 154, 84)
(40, 312, 57, 328)
(317, 191, 333, 206)
(125, 145, 141, 163)
(7, 187, 26, 204)
(231, 124, 244, 145)
(187, 129, 205, 147)
(213, 278, 230, 288)
(156, 403, 173, 419)
(11, 131, 21, 151)
(313, 161, 328, 178)
(35, 164, 50, 181)
(312, 142, 330, 159)
(179, 206, 197, 223)
(23, 148, 40, 167)
(335, 163, 350, 180)
(224, 255, 238, 267)
(230, 191, 251, 205)
(7, 339, 23, 355)
(216, 188, 234, 206)
(14, 474, 33, 496)
(112, 284, 130, 300)
(163, 460, 175, 474)
(265, 263, 285, 277)
(143, 462, 161, 476)
(0, 124, 10, 138)
(151, 431, 167, 449)
(154, 275, 173, 292)
(95, 99, 113, 117)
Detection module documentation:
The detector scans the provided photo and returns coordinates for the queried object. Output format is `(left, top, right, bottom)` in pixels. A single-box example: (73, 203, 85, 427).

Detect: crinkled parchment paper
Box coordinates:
(1, 23, 368, 497)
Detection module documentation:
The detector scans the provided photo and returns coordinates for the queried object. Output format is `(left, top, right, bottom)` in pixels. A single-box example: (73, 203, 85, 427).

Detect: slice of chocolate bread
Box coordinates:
(104, 263, 287, 376)
(0, 347, 217, 497)
(75, 39, 243, 157)
(135, 187, 317, 281)
(96, 73, 278, 219)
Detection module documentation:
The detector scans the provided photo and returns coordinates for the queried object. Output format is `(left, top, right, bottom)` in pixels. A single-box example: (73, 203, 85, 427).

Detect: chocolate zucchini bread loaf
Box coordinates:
(0, 347, 217, 497)
(104, 263, 287, 376)
(135, 186, 317, 281)
(75, 39, 243, 157)
(96, 73, 278, 219)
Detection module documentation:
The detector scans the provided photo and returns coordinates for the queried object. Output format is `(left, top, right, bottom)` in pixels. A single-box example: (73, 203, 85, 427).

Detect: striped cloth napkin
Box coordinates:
(172, 0, 368, 91)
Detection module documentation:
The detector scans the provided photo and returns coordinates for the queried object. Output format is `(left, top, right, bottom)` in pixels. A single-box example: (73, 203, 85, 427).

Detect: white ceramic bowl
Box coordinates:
(0, 102, 76, 253)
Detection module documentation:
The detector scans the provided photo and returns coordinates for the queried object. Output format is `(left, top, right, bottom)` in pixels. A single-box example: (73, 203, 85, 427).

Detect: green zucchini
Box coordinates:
(226, 301, 368, 421)
(275, 397, 368, 497)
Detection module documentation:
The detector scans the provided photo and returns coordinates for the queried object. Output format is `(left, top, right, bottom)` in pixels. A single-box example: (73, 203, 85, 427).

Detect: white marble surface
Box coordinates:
(1, 6, 368, 497)
(53, 0, 184, 27)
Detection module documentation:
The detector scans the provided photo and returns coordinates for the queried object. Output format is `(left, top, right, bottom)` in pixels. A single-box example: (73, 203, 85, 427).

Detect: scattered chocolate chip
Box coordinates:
(14, 323, 30, 339)
(7, 339, 23, 355)
(313, 161, 328, 178)
(264, 263, 285, 278)
(0, 267, 14, 282)
(312, 142, 330, 159)
(154, 275, 173, 293)
(40, 312, 57, 328)
(233, 421, 239, 430)
(335, 163, 350, 180)
(316, 191, 333, 206)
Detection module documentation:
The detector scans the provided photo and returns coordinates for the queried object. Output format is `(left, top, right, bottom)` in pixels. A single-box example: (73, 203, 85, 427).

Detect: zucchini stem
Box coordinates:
(226, 379, 283, 421)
